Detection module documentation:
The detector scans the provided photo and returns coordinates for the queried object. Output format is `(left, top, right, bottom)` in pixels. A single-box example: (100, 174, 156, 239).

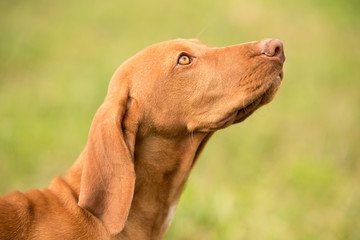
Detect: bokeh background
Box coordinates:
(1, 0, 359, 239)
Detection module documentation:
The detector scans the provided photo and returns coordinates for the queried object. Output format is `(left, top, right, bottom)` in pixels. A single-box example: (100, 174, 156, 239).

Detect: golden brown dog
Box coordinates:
(0, 38, 285, 240)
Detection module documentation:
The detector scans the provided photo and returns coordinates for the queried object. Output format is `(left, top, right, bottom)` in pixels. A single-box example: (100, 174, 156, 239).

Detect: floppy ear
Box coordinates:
(78, 85, 138, 235)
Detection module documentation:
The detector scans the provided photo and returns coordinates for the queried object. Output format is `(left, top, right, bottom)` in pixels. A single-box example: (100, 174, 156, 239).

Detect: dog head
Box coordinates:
(78, 38, 285, 235)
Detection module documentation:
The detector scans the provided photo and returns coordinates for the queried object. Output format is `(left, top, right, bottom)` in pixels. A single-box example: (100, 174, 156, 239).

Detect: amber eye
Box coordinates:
(178, 55, 191, 65)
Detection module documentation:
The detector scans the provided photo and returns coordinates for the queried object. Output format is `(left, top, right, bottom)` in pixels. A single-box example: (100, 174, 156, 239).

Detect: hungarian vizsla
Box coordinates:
(0, 38, 285, 240)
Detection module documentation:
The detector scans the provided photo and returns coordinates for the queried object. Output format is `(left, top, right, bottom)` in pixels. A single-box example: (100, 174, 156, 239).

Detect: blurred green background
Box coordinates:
(1, 0, 359, 239)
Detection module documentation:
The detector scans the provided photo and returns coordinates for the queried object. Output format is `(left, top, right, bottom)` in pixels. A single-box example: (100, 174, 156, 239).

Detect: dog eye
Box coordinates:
(178, 55, 191, 65)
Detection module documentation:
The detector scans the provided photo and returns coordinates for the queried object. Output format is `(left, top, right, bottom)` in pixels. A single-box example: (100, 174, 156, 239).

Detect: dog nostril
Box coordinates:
(274, 46, 281, 57)
(261, 39, 284, 59)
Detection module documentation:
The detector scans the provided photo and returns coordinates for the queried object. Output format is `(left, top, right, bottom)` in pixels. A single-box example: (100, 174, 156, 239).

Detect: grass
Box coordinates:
(1, 0, 359, 239)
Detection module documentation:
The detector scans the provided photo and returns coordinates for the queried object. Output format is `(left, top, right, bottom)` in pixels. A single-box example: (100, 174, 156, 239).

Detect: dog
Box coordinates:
(0, 38, 285, 239)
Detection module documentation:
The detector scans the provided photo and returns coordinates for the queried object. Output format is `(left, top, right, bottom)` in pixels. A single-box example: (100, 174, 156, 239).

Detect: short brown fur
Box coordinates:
(0, 38, 285, 240)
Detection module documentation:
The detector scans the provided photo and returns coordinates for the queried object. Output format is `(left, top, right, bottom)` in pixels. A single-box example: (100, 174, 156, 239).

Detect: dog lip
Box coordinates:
(232, 70, 283, 124)
(200, 70, 284, 132)
(233, 96, 263, 123)
(215, 111, 238, 128)
(214, 96, 263, 129)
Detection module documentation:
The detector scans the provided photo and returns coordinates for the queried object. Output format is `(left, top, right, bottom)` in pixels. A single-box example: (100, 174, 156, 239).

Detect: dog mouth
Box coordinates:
(216, 72, 283, 128)
(193, 71, 283, 133)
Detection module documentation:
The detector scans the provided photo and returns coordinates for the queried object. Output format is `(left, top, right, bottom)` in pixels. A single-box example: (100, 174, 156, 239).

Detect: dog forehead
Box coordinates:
(109, 39, 214, 90)
(142, 39, 208, 55)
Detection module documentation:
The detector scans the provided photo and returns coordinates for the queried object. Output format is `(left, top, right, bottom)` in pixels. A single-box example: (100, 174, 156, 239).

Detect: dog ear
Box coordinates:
(78, 84, 138, 235)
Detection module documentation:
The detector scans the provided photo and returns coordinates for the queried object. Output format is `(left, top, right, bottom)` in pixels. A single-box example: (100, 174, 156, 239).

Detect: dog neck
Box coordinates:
(65, 131, 211, 239)
(118, 132, 210, 239)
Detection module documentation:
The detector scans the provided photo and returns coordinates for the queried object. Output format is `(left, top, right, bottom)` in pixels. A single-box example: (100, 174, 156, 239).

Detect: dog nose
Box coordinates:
(260, 39, 284, 61)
